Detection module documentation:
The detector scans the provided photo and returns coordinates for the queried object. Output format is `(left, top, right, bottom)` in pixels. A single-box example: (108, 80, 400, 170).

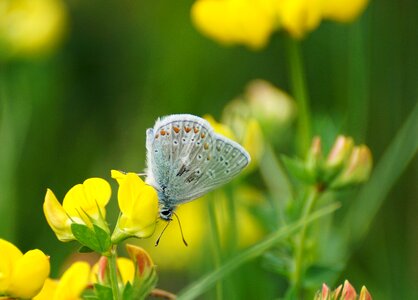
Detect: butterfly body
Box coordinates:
(145, 114, 250, 221)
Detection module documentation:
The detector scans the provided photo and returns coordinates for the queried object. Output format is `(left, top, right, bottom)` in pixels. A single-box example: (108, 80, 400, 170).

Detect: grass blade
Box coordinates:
(177, 203, 340, 300)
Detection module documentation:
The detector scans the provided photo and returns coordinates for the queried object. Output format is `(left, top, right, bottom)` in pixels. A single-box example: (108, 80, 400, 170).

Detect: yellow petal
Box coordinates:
(111, 169, 128, 184)
(33, 278, 59, 300)
(117, 257, 135, 284)
(43, 189, 73, 242)
(241, 119, 264, 172)
(277, 0, 322, 39)
(322, 0, 369, 23)
(54, 261, 90, 300)
(117, 173, 147, 214)
(191, 0, 276, 49)
(117, 174, 158, 238)
(62, 178, 111, 222)
(204, 115, 236, 140)
(0, 239, 23, 292)
(7, 249, 50, 299)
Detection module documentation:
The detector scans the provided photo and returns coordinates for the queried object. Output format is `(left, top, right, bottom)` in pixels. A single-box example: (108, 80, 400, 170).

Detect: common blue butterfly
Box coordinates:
(145, 114, 251, 225)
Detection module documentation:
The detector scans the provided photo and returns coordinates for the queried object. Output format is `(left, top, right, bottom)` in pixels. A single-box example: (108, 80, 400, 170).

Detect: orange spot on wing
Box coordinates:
(160, 130, 166, 136)
(184, 127, 191, 133)
(194, 127, 199, 133)
(201, 133, 206, 138)
(155, 134, 159, 139)
(204, 143, 209, 150)
(173, 126, 180, 133)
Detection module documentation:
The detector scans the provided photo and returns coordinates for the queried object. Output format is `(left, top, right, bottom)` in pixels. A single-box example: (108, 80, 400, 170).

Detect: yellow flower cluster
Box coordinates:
(0, 239, 50, 299)
(191, 0, 369, 48)
(44, 173, 159, 244)
(0, 0, 67, 58)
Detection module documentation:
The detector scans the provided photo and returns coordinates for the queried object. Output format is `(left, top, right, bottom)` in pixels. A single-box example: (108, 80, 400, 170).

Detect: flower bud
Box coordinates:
(326, 136, 354, 169)
(330, 145, 372, 189)
(126, 244, 157, 298)
(341, 280, 357, 300)
(126, 244, 154, 277)
(359, 286, 372, 300)
(245, 80, 296, 134)
(306, 136, 322, 174)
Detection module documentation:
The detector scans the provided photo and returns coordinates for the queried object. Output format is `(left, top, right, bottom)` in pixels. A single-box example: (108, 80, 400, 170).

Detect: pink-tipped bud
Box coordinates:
(326, 136, 354, 168)
(330, 145, 372, 189)
(306, 136, 322, 169)
(126, 244, 154, 276)
(359, 286, 372, 300)
(97, 256, 108, 284)
(341, 280, 357, 300)
(322, 283, 331, 298)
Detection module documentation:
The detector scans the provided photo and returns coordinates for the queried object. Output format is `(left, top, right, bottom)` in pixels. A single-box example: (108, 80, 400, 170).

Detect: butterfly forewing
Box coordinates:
(146, 114, 250, 205)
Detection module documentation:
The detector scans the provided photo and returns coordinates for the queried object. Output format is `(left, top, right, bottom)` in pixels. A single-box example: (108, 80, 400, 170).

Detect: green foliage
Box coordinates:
(71, 224, 112, 254)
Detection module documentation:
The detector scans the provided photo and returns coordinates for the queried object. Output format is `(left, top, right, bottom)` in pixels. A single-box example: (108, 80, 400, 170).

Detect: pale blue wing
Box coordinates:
(145, 114, 250, 204)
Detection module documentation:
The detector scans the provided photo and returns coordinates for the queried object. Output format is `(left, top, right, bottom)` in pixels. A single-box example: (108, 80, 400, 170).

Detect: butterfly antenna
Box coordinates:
(155, 221, 171, 246)
(173, 212, 188, 247)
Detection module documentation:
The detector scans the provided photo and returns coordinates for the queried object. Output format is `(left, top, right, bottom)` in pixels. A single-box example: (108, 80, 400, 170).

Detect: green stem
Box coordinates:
(225, 184, 238, 252)
(108, 245, 121, 300)
(286, 38, 312, 156)
(208, 195, 223, 300)
(291, 187, 320, 297)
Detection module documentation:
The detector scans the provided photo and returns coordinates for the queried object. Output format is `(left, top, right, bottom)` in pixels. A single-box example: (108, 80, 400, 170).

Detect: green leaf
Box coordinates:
(71, 223, 111, 254)
(93, 225, 112, 252)
(79, 246, 94, 253)
(122, 282, 133, 300)
(94, 284, 113, 300)
(281, 155, 316, 184)
(343, 102, 418, 245)
(177, 203, 340, 300)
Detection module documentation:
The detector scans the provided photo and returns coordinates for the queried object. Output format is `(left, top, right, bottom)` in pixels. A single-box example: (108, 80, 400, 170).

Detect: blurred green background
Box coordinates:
(0, 0, 417, 299)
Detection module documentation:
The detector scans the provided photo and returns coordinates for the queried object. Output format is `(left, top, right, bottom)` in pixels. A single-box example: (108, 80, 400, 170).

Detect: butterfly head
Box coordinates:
(159, 206, 174, 221)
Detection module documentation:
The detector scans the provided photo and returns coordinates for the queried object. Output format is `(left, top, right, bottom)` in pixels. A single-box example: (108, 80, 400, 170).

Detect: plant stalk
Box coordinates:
(208, 195, 223, 300)
(108, 245, 121, 300)
(291, 187, 320, 297)
(286, 38, 312, 156)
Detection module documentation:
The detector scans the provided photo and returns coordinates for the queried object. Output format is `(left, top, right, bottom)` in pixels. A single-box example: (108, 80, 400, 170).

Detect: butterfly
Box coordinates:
(145, 114, 250, 240)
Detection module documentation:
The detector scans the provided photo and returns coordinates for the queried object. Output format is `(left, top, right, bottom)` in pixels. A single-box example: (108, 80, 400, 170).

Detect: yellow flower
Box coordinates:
(33, 261, 91, 300)
(322, 0, 369, 23)
(191, 0, 277, 49)
(0, 239, 50, 299)
(43, 178, 111, 242)
(191, 0, 369, 47)
(276, 0, 322, 39)
(0, 0, 67, 58)
(111, 171, 159, 242)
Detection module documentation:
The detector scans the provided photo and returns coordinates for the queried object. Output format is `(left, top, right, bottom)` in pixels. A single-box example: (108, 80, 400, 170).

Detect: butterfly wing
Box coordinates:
(145, 114, 250, 204)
